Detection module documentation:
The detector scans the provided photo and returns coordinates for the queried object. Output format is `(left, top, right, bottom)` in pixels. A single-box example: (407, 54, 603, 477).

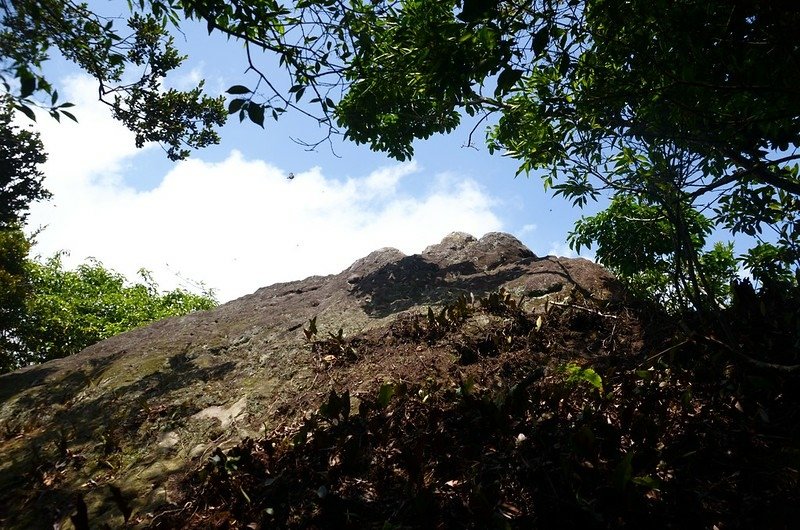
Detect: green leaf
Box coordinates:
(632, 475, 661, 490)
(226, 85, 252, 95)
(496, 68, 523, 96)
(612, 452, 634, 490)
(562, 362, 604, 394)
(227, 98, 246, 114)
(319, 389, 350, 421)
(495, 68, 523, 96)
(19, 73, 36, 99)
(581, 369, 603, 392)
(306, 316, 317, 337)
(16, 104, 36, 121)
(532, 27, 549, 56)
(61, 110, 78, 123)
(457, 0, 496, 23)
(247, 104, 265, 128)
(377, 382, 396, 408)
(457, 377, 475, 396)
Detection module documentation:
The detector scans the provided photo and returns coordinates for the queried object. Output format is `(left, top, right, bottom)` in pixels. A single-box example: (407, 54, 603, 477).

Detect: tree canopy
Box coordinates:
(0, 95, 48, 226)
(0, 0, 226, 160)
(2, 0, 799, 308)
(0, 249, 217, 373)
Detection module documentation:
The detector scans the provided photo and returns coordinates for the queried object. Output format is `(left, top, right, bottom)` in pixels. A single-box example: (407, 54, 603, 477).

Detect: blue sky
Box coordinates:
(23, 4, 600, 303)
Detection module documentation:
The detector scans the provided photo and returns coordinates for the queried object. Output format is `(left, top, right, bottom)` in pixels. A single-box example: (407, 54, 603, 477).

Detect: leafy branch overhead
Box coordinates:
(0, 95, 49, 227)
(2, 0, 799, 310)
(1, 0, 226, 160)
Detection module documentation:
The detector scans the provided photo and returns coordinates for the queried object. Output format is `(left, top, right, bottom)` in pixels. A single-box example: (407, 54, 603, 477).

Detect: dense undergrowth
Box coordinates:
(139, 284, 800, 529)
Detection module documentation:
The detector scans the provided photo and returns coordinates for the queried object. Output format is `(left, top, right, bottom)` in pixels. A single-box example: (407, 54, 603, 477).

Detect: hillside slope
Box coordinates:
(0, 232, 620, 528)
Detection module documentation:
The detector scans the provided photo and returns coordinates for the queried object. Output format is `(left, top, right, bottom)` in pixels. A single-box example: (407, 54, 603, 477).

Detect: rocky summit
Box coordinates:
(0, 232, 621, 528)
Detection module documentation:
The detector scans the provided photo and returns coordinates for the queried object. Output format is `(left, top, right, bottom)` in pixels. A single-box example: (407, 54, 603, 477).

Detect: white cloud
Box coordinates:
(171, 65, 204, 90)
(167, 62, 227, 95)
(26, 76, 504, 302)
(546, 241, 581, 259)
(31, 75, 152, 185)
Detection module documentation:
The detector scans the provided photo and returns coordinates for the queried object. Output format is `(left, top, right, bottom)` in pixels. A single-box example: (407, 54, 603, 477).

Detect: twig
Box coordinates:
(700, 335, 800, 375)
(549, 301, 619, 319)
(148, 501, 193, 525)
(638, 339, 690, 367)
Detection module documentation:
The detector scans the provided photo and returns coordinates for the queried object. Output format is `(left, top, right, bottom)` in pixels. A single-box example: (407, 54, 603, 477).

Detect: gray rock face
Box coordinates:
(422, 231, 534, 270)
(0, 232, 620, 529)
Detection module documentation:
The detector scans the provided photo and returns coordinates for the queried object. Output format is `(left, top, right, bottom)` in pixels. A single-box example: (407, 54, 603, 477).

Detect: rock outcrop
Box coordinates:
(0, 232, 619, 528)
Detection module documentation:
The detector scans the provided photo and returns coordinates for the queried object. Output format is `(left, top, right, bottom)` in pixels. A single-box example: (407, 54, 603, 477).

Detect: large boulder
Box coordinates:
(0, 232, 620, 528)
